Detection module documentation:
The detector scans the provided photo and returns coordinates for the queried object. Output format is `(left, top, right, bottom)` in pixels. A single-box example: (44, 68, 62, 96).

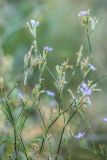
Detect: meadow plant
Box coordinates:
(0, 10, 107, 160)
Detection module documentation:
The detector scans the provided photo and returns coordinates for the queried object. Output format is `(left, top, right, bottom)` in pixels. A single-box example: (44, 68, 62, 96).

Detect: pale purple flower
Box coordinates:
(46, 90, 55, 97)
(103, 118, 107, 122)
(18, 92, 24, 99)
(80, 83, 92, 96)
(78, 10, 90, 17)
(75, 132, 85, 139)
(88, 64, 96, 71)
(44, 46, 53, 52)
(30, 19, 39, 27)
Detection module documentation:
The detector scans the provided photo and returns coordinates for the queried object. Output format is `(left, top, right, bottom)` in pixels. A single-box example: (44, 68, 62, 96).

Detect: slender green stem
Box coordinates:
(59, 89, 66, 123)
(91, 74, 107, 86)
(39, 108, 69, 154)
(19, 99, 37, 134)
(86, 28, 93, 63)
(14, 127, 18, 160)
(2, 109, 14, 125)
(16, 99, 25, 122)
(79, 110, 91, 129)
(86, 27, 95, 81)
(19, 135, 29, 160)
(55, 97, 85, 160)
(38, 107, 46, 129)
(39, 94, 84, 155)
(1, 90, 18, 159)
(9, 155, 14, 160)
(55, 109, 77, 160)
(86, 28, 92, 53)
(46, 65, 58, 87)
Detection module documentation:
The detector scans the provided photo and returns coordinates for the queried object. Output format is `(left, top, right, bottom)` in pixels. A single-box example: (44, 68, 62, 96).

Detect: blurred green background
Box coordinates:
(0, 0, 107, 159)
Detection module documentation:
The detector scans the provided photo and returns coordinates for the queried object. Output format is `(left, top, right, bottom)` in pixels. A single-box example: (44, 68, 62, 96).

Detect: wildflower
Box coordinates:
(88, 63, 96, 71)
(78, 10, 90, 17)
(80, 82, 92, 96)
(75, 132, 85, 139)
(103, 118, 107, 122)
(78, 9, 90, 26)
(18, 91, 25, 100)
(46, 90, 55, 97)
(30, 19, 39, 28)
(26, 19, 39, 38)
(44, 46, 53, 52)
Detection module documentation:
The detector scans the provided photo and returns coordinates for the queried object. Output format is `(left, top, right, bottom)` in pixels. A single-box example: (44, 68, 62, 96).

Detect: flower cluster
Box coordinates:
(26, 19, 39, 38)
(44, 46, 53, 52)
(78, 9, 98, 32)
(30, 19, 39, 28)
(78, 9, 90, 26)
